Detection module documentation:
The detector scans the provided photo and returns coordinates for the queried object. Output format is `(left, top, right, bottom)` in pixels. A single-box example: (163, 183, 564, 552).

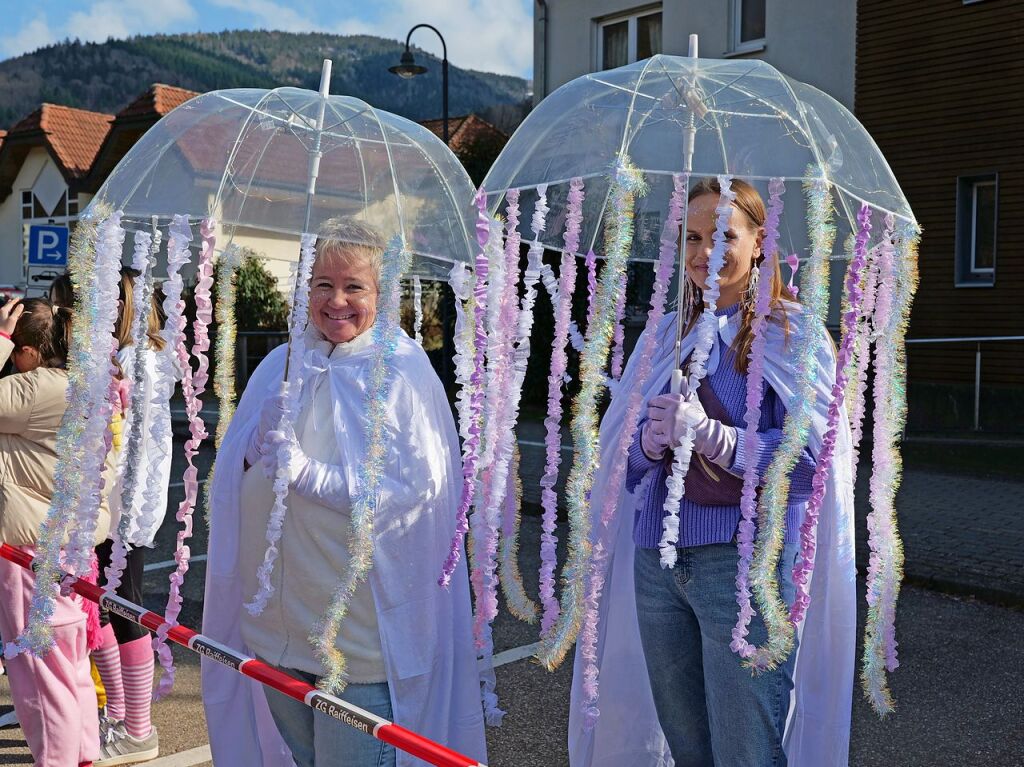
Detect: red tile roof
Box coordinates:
(117, 84, 199, 120)
(419, 114, 507, 155)
(8, 104, 113, 179)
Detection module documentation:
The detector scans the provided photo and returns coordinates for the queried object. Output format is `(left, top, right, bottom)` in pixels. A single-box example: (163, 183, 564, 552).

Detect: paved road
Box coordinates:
(2, 433, 1023, 766)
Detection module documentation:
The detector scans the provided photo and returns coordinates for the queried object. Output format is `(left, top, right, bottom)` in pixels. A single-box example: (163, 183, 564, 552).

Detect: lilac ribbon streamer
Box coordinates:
(789, 204, 872, 626)
(731, 178, 786, 658)
(578, 173, 686, 729)
(150, 215, 194, 695)
(538, 177, 585, 634)
(585, 248, 598, 328)
(439, 190, 491, 587)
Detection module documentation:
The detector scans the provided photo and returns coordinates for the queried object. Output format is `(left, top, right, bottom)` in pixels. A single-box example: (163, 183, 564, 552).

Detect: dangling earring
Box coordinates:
(744, 255, 760, 312)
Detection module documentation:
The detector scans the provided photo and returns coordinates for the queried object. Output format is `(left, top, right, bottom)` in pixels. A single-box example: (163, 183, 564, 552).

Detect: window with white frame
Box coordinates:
(597, 7, 662, 71)
(955, 174, 997, 287)
(730, 0, 766, 54)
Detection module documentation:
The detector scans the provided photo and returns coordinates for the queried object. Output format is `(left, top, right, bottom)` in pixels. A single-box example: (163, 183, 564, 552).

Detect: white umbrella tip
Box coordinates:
(688, 34, 699, 58)
(319, 59, 333, 97)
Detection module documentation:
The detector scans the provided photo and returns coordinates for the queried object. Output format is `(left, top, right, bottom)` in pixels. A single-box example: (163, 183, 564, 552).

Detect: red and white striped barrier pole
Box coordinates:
(0, 543, 487, 767)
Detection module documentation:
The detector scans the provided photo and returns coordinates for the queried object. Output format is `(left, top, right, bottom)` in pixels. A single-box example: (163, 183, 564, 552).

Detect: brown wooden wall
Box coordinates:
(856, 0, 1024, 388)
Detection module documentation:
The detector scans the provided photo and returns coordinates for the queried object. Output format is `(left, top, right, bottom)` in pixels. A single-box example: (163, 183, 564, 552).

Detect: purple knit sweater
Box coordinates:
(627, 305, 817, 549)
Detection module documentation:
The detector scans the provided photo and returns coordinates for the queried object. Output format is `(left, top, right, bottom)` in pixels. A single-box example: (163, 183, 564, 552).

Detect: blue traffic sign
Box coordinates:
(28, 225, 69, 267)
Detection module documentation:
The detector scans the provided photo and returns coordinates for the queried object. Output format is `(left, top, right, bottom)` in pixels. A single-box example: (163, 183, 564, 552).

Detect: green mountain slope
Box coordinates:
(0, 30, 529, 128)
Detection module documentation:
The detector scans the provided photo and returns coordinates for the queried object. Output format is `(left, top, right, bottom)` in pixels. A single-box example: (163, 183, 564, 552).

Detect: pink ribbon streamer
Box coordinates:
(578, 173, 686, 730)
(731, 178, 786, 658)
(789, 204, 872, 625)
(538, 178, 585, 634)
(154, 218, 212, 699)
(439, 190, 491, 587)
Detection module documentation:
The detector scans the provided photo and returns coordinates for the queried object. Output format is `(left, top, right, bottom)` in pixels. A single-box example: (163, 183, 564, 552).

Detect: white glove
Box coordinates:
(647, 392, 738, 469)
(260, 430, 350, 511)
(245, 392, 288, 467)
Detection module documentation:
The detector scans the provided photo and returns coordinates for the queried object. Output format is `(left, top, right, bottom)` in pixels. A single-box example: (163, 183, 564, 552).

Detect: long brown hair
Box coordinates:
(681, 177, 795, 373)
(117, 267, 166, 351)
(11, 299, 73, 368)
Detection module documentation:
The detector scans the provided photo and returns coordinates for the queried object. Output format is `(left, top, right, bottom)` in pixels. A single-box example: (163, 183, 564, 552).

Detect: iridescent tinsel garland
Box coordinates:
(498, 446, 529, 621)
(439, 190, 490, 587)
(609, 268, 628, 381)
(152, 216, 202, 695)
(246, 233, 317, 614)
(539, 177, 585, 635)
(202, 244, 243, 523)
(789, 204, 871, 627)
(577, 172, 685, 729)
(732, 178, 786, 659)
(310, 237, 411, 694)
(861, 216, 919, 715)
(65, 214, 126, 574)
(492, 186, 548, 625)
(536, 159, 646, 671)
(658, 176, 734, 568)
(15, 214, 108, 655)
(104, 229, 157, 592)
(746, 176, 835, 672)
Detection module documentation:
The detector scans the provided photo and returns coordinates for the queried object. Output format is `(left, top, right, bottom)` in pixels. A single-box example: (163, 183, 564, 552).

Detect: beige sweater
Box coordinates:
(239, 332, 385, 682)
(0, 337, 113, 546)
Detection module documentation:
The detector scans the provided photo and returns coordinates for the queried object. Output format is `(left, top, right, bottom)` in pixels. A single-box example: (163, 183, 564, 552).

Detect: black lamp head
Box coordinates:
(389, 49, 428, 79)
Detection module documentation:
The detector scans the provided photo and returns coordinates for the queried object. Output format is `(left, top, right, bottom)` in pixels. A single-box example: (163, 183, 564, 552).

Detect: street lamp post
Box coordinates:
(389, 24, 449, 145)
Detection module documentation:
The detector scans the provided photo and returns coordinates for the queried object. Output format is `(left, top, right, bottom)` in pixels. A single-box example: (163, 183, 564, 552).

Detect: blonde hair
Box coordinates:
(314, 218, 386, 284)
(682, 177, 795, 372)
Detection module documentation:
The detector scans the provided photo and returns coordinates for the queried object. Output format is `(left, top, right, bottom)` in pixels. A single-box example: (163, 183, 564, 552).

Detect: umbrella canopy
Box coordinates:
(483, 53, 917, 262)
(90, 86, 477, 278)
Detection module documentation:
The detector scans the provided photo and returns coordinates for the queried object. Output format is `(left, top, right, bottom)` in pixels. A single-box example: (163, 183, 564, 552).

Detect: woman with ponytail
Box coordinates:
(0, 297, 118, 767)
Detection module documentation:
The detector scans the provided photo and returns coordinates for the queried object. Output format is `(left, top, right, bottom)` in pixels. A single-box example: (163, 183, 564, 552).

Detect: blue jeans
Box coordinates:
(633, 542, 799, 767)
(261, 664, 396, 767)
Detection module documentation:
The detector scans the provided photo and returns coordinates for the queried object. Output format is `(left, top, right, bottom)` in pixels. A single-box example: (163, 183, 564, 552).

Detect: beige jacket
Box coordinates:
(0, 337, 113, 546)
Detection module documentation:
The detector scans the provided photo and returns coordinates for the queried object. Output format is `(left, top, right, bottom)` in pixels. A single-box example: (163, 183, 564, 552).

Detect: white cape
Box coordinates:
(201, 330, 487, 767)
(569, 304, 857, 767)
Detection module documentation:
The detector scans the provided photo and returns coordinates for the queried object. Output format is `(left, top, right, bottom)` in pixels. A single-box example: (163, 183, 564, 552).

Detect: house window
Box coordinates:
(598, 8, 663, 71)
(730, 0, 766, 54)
(955, 174, 997, 287)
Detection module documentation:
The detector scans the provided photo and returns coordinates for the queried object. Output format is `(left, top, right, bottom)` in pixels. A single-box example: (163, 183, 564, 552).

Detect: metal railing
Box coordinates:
(904, 335, 1024, 431)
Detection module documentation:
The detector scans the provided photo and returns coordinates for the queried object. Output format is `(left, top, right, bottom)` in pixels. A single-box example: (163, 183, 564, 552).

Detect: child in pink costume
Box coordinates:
(0, 297, 115, 767)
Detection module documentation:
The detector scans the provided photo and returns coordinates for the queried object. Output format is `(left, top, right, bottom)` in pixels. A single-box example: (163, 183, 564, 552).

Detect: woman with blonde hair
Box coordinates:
(202, 220, 486, 767)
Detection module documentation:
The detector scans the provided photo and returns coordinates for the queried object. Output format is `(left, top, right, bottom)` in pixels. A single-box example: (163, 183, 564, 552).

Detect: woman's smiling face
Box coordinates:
(308, 249, 379, 344)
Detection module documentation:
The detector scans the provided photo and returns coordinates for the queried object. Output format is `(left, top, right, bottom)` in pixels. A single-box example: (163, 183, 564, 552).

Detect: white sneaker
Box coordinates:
(95, 724, 159, 766)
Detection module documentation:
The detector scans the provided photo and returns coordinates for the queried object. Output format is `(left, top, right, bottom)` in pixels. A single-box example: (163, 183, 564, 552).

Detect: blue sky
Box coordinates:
(0, 0, 534, 79)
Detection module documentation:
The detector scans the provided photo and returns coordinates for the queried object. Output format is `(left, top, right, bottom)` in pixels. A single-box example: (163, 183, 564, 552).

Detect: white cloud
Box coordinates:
(0, 0, 198, 59)
(332, 0, 532, 78)
(208, 0, 316, 33)
(66, 0, 197, 43)
(0, 15, 57, 58)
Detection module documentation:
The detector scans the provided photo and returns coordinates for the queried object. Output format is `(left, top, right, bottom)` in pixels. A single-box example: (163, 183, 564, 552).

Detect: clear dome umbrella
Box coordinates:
(22, 63, 483, 703)
(91, 62, 477, 278)
(475, 40, 920, 730)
